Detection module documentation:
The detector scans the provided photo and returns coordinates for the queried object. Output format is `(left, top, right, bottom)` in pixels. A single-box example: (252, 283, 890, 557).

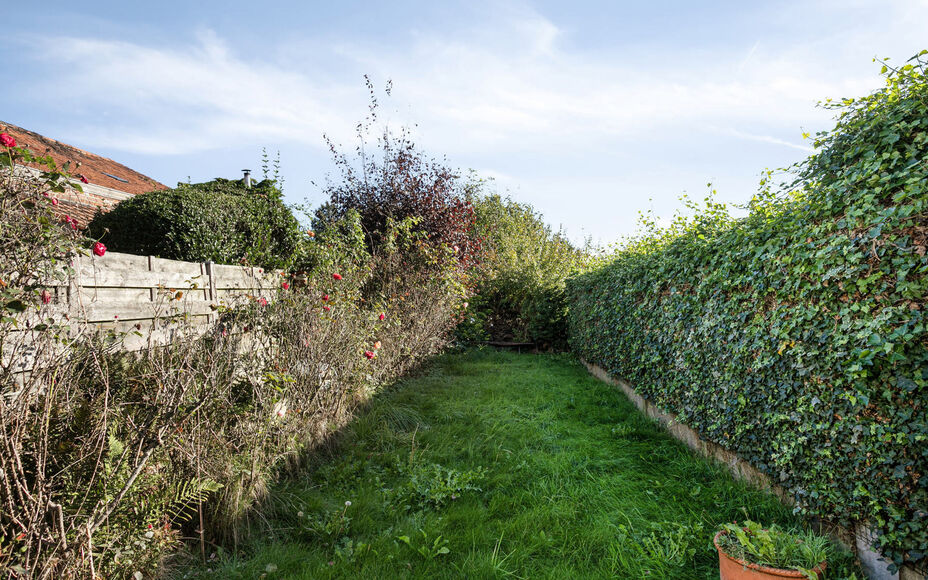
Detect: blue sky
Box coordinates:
(4, 0, 927, 244)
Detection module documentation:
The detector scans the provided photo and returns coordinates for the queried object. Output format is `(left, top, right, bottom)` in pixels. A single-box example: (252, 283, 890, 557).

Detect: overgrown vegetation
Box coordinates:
(179, 350, 860, 579)
(0, 124, 466, 576)
(88, 177, 302, 269)
(567, 53, 928, 571)
(316, 78, 480, 269)
(459, 193, 587, 348)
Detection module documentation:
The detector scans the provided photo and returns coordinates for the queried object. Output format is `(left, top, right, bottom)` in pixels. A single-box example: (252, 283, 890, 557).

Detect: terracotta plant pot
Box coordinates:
(714, 531, 827, 580)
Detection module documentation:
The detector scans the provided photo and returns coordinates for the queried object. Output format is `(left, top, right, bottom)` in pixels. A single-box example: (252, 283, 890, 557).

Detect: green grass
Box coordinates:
(178, 349, 860, 579)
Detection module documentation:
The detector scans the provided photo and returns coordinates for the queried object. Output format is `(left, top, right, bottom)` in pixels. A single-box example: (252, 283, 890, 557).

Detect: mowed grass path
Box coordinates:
(186, 349, 857, 579)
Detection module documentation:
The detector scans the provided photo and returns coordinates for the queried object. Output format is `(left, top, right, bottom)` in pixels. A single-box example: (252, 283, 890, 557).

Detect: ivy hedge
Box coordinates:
(88, 177, 301, 268)
(567, 55, 928, 570)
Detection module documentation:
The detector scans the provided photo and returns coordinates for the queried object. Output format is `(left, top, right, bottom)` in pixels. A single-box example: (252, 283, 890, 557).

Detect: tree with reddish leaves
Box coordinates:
(318, 77, 481, 270)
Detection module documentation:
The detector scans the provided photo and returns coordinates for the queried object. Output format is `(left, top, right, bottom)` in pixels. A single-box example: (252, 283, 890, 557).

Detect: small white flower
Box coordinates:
(345, 500, 352, 507)
(297, 511, 304, 518)
(265, 563, 278, 573)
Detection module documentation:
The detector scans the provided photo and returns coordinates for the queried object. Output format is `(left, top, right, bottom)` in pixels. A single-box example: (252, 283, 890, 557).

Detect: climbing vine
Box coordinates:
(567, 52, 928, 571)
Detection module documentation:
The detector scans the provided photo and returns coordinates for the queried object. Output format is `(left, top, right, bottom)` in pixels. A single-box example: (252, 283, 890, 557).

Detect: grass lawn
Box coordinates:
(180, 349, 859, 579)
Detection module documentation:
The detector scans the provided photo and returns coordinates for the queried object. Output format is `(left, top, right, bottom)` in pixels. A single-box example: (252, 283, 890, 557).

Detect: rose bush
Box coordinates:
(1, 130, 470, 578)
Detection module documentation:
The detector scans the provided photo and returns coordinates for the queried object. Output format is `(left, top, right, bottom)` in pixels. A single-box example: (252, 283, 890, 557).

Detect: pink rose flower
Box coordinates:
(0, 133, 15, 148)
(40, 290, 51, 304)
(50, 198, 58, 206)
(332, 273, 342, 280)
(92, 242, 106, 257)
(378, 312, 385, 321)
(322, 294, 329, 301)
(63, 215, 78, 230)
(281, 282, 290, 290)
(323, 305, 331, 312)
(364, 350, 375, 360)
(258, 297, 268, 306)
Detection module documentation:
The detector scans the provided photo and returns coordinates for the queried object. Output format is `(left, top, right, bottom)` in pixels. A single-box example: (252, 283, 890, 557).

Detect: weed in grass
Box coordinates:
(296, 500, 352, 547)
(389, 462, 487, 511)
(397, 529, 451, 560)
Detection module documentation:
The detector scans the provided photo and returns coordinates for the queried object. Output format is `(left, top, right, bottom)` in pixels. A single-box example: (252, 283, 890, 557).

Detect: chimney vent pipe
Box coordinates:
(242, 169, 252, 189)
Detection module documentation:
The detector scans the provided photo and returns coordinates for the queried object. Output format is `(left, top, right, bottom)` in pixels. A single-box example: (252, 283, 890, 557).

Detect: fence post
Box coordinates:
(205, 261, 217, 323)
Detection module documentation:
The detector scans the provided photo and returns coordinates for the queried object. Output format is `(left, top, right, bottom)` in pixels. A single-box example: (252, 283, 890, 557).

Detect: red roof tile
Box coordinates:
(0, 121, 168, 196)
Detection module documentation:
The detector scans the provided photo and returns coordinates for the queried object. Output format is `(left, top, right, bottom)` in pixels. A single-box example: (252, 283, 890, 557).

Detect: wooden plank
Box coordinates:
(73, 287, 152, 303)
(74, 252, 210, 289)
(74, 267, 209, 289)
(150, 255, 205, 276)
(74, 300, 216, 323)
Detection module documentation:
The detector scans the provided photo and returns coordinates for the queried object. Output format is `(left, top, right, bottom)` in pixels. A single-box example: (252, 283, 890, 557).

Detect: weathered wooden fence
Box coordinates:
(7, 251, 282, 375)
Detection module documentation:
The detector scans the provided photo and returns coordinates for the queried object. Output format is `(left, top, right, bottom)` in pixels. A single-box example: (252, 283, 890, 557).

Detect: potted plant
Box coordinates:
(714, 520, 828, 580)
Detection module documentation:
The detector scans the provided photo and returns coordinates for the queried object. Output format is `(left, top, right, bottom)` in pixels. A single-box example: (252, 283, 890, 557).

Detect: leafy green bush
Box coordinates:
(567, 54, 928, 571)
(462, 193, 587, 348)
(88, 178, 301, 268)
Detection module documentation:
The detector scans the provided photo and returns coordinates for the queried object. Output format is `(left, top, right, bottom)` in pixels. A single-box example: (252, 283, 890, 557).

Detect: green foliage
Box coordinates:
(390, 463, 487, 510)
(568, 53, 928, 571)
(88, 177, 302, 268)
(397, 530, 451, 559)
(461, 193, 587, 347)
(298, 502, 352, 546)
(717, 520, 829, 578)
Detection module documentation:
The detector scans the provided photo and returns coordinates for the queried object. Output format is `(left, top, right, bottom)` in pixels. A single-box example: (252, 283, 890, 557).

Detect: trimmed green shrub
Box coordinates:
(88, 178, 301, 268)
(567, 54, 928, 571)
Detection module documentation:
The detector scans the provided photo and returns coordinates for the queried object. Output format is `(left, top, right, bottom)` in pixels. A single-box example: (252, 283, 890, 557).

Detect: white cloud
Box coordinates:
(27, 4, 897, 158)
(14, 0, 928, 242)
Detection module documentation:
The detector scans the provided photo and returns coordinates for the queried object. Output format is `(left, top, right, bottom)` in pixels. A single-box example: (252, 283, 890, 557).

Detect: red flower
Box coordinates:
(364, 350, 375, 360)
(332, 273, 342, 280)
(41, 290, 51, 304)
(378, 312, 385, 321)
(92, 242, 106, 257)
(322, 294, 329, 301)
(50, 198, 58, 206)
(323, 305, 331, 312)
(63, 215, 78, 230)
(258, 297, 268, 306)
(0, 133, 15, 148)
(79, 174, 89, 184)
(281, 282, 290, 290)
